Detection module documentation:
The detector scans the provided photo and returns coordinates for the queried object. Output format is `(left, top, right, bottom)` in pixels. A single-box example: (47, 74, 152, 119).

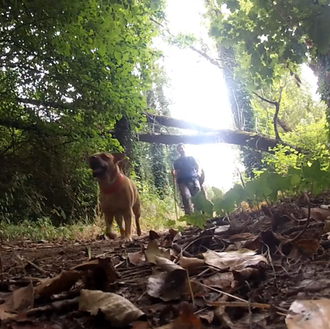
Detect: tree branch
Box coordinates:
(16, 97, 76, 110)
(144, 112, 218, 132)
(253, 91, 283, 141)
(150, 17, 222, 69)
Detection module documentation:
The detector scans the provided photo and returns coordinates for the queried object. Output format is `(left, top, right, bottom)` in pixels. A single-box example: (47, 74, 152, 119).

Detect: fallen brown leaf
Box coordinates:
(13, 282, 34, 312)
(4, 320, 60, 329)
(79, 289, 144, 327)
(233, 267, 259, 281)
(302, 207, 330, 221)
(203, 272, 235, 290)
(130, 321, 152, 329)
(286, 298, 330, 329)
(179, 256, 205, 275)
(203, 249, 268, 271)
(172, 302, 204, 329)
(0, 293, 17, 321)
(73, 258, 119, 290)
(149, 230, 160, 241)
(235, 312, 269, 327)
(293, 239, 322, 255)
(34, 270, 81, 297)
(198, 311, 214, 325)
(147, 256, 186, 301)
(145, 240, 171, 264)
(128, 251, 146, 266)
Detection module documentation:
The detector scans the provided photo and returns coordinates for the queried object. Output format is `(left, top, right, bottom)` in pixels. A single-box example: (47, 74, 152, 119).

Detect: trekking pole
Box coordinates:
(172, 174, 179, 220)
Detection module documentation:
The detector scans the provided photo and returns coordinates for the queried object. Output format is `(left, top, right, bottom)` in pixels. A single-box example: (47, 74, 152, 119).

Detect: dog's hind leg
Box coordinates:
(104, 213, 117, 239)
(115, 214, 125, 239)
(132, 201, 141, 236)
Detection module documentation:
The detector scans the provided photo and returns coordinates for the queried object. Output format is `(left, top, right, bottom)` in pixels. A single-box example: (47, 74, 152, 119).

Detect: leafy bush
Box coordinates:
(261, 117, 330, 175)
(180, 159, 330, 229)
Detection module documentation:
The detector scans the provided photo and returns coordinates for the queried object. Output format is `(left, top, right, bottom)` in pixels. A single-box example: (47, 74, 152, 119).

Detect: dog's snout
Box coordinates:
(90, 156, 101, 167)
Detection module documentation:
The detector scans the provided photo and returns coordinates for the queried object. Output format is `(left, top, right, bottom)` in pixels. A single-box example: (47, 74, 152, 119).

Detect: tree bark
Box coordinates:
(145, 113, 218, 132)
(138, 131, 300, 154)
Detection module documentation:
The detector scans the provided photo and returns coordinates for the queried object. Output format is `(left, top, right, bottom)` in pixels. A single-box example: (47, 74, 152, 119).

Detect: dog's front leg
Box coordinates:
(104, 213, 117, 239)
(123, 210, 133, 241)
(114, 215, 125, 239)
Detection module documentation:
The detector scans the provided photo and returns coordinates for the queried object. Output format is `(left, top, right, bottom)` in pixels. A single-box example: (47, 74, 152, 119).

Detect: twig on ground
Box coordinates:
(289, 192, 311, 243)
(263, 243, 278, 288)
(186, 270, 195, 308)
(26, 297, 80, 316)
(200, 283, 247, 303)
(278, 193, 311, 256)
(26, 259, 48, 274)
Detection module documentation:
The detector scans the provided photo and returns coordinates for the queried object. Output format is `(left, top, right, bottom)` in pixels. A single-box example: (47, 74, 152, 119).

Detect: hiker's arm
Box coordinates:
(191, 157, 201, 175)
(172, 161, 178, 177)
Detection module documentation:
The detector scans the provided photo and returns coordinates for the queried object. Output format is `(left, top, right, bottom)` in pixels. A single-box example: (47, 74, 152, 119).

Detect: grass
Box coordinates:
(0, 193, 182, 242)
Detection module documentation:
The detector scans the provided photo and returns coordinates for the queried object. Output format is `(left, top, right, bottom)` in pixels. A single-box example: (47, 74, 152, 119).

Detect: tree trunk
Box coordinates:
(113, 116, 133, 175)
(218, 45, 266, 178)
(309, 52, 330, 139)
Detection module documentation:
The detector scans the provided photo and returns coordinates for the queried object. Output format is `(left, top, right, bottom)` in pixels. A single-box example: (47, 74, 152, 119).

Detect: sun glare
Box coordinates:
(156, 0, 319, 192)
(155, 0, 240, 191)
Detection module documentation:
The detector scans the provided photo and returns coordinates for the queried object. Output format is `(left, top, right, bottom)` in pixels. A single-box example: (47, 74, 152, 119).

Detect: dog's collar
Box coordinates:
(100, 174, 124, 194)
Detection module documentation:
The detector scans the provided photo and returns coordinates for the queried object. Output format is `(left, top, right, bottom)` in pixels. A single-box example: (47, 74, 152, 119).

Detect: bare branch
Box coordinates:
(253, 92, 277, 106)
(253, 91, 283, 141)
(150, 17, 222, 69)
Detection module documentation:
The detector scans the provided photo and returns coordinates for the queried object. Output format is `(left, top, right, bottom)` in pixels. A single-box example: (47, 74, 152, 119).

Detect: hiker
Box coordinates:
(172, 143, 205, 215)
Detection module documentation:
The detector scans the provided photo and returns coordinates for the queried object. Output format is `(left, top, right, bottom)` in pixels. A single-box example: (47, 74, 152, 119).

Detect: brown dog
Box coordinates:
(89, 152, 141, 241)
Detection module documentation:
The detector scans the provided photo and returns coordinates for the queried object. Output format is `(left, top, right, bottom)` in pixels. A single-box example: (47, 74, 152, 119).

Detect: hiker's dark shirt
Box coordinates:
(173, 156, 198, 183)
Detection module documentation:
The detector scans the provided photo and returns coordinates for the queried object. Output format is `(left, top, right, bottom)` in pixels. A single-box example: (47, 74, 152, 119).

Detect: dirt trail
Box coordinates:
(1, 196, 330, 328)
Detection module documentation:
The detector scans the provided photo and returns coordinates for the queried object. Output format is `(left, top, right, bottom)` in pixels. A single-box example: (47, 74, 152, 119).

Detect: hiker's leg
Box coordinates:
(178, 182, 192, 215)
(189, 178, 201, 197)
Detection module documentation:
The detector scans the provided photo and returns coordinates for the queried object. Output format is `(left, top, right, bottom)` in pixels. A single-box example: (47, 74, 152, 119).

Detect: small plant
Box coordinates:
(178, 159, 330, 229)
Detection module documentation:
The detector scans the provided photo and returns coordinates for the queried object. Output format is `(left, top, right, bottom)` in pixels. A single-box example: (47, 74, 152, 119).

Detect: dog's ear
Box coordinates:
(112, 153, 126, 164)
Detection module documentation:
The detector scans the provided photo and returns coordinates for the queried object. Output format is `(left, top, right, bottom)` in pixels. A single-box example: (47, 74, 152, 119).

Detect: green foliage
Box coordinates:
(178, 212, 209, 230)
(253, 73, 327, 132)
(191, 192, 214, 216)
(206, 0, 330, 87)
(0, 217, 102, 242)
(179, 159, 330, 229)
(205, 0, 330, 134)
(167, 33, 197, 49)
(139, 186, 178, 231)
(261, 116, 330, 175)
(0, 0, 166, 223)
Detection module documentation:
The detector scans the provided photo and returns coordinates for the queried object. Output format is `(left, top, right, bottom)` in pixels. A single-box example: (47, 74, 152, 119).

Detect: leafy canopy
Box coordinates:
(207, 0, 330, 87)
(0, 0, 164, 136)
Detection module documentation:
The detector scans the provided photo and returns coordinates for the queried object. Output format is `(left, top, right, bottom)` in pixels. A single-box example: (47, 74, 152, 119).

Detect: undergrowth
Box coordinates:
(0, 192, 179, 242)
(179, 158, 330, 229)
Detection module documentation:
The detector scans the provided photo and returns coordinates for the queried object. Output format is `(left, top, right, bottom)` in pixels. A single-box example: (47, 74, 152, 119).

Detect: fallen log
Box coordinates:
(144, 113, 218, 132)
(137, 131, 302, 154)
